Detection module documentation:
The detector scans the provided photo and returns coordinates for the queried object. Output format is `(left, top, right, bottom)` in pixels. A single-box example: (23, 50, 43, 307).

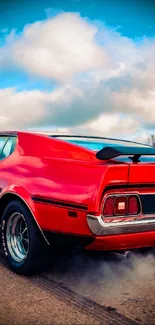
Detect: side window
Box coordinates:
(0, 136, 17, 160)
(0, 137, 9, 156)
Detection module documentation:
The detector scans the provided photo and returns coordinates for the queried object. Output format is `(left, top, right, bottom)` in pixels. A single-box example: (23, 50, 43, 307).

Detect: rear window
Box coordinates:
(50, 135, 151, 151)
(49, 135, 155, 163)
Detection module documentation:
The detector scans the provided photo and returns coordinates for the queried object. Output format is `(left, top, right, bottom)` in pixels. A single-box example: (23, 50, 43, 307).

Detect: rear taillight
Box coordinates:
(102, 194, 140, 217)
(103, 197, 114, 216)
(128, 195, 139, 215)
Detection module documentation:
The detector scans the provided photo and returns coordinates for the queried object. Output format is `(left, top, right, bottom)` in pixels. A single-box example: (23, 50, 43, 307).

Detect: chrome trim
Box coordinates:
(0, 192, 50, 246)
(87, 214, 155, 236)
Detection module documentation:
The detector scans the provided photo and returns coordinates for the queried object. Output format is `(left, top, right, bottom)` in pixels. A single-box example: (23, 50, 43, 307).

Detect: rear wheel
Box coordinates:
(1, 200, 44, 275)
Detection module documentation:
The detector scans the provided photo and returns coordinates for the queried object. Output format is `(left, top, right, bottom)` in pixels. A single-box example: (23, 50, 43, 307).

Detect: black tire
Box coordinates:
(1, 199, 44, 275)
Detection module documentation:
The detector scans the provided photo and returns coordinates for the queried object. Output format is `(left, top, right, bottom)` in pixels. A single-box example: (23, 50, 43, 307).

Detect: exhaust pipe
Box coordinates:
(109, 250, 133, 260)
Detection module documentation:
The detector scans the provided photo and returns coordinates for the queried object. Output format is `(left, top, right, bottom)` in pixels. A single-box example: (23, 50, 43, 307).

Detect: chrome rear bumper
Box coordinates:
(87, 214, 155, 236)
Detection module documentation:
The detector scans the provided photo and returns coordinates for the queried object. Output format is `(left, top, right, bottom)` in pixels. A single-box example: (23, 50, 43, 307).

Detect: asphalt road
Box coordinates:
(1, 247, 155, 325)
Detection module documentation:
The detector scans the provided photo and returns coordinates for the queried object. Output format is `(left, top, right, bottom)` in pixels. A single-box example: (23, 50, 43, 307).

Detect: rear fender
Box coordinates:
(0, 185, 50, 245)
(90, 164, 130, 213)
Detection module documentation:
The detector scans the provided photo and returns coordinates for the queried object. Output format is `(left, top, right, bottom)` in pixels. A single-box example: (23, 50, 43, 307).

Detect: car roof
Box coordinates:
(0, 131, 18, 136)
(0, 130, 150, 148)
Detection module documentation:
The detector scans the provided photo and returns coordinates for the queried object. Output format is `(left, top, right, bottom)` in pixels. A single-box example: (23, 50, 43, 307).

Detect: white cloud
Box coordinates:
(87, 114, 140, 136)
(0, 13, 107, 82)
(0, 86, 148, 141)
(0, 12, 155, 139)
(133, 132, 149, 144)
(67, 114, 141, 139)
(0, 88, 47, 129)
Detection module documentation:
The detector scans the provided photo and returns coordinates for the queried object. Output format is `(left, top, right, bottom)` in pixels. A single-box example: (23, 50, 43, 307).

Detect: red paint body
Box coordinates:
(1, 131, 155, 251)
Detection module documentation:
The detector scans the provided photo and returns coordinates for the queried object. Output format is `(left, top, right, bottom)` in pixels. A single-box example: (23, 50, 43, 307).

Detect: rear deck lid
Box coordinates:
(96, 144, 155, 184)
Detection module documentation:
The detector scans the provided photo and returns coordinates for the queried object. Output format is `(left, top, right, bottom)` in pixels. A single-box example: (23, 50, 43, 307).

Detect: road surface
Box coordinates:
(0, 247, 155, 324)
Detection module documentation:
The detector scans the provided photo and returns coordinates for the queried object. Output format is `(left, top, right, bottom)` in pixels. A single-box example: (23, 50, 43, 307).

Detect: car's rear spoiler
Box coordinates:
(96, 146, 155, 162)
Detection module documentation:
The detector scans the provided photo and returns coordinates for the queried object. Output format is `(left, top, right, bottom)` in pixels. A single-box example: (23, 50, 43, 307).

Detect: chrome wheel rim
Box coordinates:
(6, 212, 29, 263)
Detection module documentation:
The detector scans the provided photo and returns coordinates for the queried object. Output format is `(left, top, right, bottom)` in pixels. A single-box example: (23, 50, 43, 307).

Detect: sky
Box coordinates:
(0, 0, 155, 141)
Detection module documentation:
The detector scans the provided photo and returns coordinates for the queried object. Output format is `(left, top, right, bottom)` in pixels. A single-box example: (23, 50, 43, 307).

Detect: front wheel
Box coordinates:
(1, 200, 44, 275)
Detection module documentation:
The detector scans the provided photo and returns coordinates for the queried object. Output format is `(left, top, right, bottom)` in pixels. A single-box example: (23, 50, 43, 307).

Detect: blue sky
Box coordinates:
(1, 0, 155, 38)
(0, 0, 155, 140)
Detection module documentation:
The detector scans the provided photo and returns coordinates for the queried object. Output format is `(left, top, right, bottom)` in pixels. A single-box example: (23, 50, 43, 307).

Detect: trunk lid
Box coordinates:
(96, 145, 155, 185)
(128, 163, 155, 184)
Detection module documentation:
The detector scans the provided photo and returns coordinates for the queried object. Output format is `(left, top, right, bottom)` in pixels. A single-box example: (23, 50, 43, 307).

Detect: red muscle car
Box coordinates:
(0, 130, 155, 274)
